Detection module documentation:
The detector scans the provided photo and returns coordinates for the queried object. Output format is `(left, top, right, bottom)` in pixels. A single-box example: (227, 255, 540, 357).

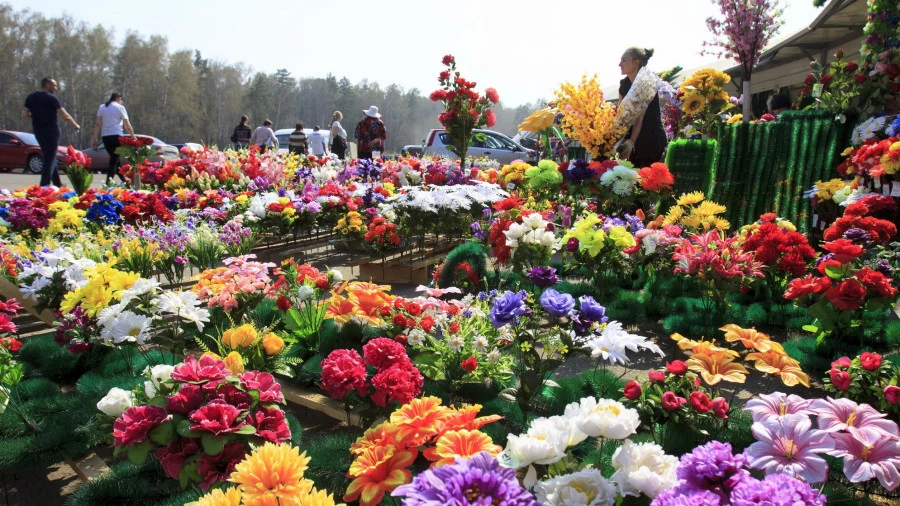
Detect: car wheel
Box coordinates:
(26, 154, 43, 174)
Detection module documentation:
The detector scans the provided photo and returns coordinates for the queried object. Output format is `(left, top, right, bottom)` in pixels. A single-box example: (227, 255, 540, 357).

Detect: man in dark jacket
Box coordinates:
(23, 77, 80, 186)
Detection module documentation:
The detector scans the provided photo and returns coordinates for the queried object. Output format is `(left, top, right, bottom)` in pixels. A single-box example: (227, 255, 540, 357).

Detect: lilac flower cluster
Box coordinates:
(3, 198, 50, 231)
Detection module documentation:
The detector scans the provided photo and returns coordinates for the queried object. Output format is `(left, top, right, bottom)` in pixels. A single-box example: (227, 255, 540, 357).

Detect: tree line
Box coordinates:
(0, 4, 543, 152)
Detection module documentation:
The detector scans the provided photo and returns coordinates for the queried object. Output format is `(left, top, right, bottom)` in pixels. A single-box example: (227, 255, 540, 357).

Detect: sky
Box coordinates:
(7, 0, 825, 106)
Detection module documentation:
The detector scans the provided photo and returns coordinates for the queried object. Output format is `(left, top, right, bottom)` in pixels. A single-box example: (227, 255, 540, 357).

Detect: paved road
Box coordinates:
(0, 170, 107, 192)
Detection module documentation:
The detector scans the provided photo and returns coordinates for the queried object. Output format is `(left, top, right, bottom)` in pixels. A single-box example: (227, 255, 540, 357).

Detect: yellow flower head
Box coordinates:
(230, 443, 313, 500)
(222, 324, 259, 349)
(193, 487, 242, 506)
(683, 94, 706, 116)
(677, 191, 706, 206)
(223, 351, 245, 374)
(262, 332, 285, 356)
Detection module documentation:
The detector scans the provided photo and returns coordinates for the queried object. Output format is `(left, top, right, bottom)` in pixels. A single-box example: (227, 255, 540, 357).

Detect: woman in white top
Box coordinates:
(330, 111, 348, 159)
(91, 93, 135, 183)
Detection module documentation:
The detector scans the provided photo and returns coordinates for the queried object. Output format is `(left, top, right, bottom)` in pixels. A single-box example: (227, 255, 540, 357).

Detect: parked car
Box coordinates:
(401, 145, 424, 157)
(169, 142, 204, 157)
(80, 135, 179, 172)
(0, 130, 67, 174)
(423, 129, 536, 164)
(274, 128, 331, 155)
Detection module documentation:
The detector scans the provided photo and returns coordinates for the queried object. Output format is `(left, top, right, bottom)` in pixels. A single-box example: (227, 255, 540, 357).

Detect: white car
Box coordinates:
(423, 128, 535, 164)
(274, 128, 331, 155)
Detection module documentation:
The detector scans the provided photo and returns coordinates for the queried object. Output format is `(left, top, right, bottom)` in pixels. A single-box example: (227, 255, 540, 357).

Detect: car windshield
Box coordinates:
(16, 133, 38, 145)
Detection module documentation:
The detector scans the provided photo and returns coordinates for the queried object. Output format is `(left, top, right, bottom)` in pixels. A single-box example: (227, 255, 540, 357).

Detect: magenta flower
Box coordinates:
(746, 413, 834, 484)
(829, 427, 900, 492)
(743, 392, 813, 423)
(810, 397, 899, 436)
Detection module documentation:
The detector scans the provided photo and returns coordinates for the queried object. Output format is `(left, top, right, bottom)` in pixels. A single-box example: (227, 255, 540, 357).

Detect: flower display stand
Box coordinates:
(277, 379, 366, 428)
(359, 262, 430, 285)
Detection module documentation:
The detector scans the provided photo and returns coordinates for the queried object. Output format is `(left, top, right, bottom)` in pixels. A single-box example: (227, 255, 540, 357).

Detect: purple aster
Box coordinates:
(875, 260, 893, 276)
(678, 441, 749, 492)
(392, 452, 540, 506)
(815, 253, 835, 267)
(730, 474, 826, 506)
(526, 266, 559, 288)
(842, 227, 871, 243)
(602, 216, 627, 232)
(539, 289, 575, 317)
(566, 159, 594, 184)
(650, 484, 723, 506)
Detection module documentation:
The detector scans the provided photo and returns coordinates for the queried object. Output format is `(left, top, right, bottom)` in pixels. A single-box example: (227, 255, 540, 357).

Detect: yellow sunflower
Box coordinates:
(682, 94, 706, 116)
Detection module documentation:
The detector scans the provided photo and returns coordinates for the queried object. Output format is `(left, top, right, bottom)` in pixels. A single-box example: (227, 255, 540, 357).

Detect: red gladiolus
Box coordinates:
(649, 370, 666, 383)
(830, 368, 851, 391)
(860, 352, 882, 371)
(689, 391, 711, 413)
(189, 400, 246, 435)
(623, 380, 642, 400)
(113, 405, 169, 446)
(784, 275, 832, 299)
(661, 391, 687, 411)
(831, 356, 852, 370)
(884, 385, 900, 404)
(461, 357, 478, 372)
(825, 279, 867, 311)
(711, 397, 729, 419)
(666, 360, 688, 375)
(238, 371, 284, 403)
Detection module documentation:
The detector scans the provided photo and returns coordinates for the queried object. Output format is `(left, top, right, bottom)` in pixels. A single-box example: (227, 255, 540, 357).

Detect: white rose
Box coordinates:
(144, 364, 175, 398)
(97, 387, 134, 417)
(328, 269, 343, 283)
(569, 397, 640, 440)
(535, 468, 617, 506)
(610, 439, 678, 499)
(297, 285, 315, 301)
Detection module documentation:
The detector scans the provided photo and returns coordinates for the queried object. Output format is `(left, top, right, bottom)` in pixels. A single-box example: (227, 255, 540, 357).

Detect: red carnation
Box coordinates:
(363, 337, 410, 369)
(484, 109, 497, 128)
(166, 383, 206, 415)
(638, 163, 675, 192)
(449, 321, 461, 335)
(661, 391, 687, 411)
(648, 370, 666, 384)
(189, 400, 246, 435)
(856, 267, 897, 298)
(238, 371, 283, 403)
(196, 442, 246, 491)
(485, 87, 500, 104)
(155, 438, 200, 479)
(113, 405, 169, 446)
(320, 349, 368, 399)
(689, 391, 711, 413)
(623, 380, 642, 400)
(247, 406, 292, 443)
(665, 360, 688, 375)
(442, 54, 455, 66)
(461, 357, 478, 372)
(822, 239, 864, 264)
(171, 355, 229, 383)
(826, 278, 867, 311)
(784, 275, 832, 300)
(276, 295, 291, 311)
(213, 384, 253, 411)
(830, 368, 851, 391)
(831, 356, 852, 370)
(370, 360, 424, 407)
(711, 397, 729, 419)
(860, 352, 882, 371)
(0, 337, 22, 352)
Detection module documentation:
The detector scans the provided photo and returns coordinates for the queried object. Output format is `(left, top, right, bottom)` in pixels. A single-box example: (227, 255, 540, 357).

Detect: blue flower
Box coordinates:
(578, 295, 608, 323)
(489, 290, 527, 328)
(539, 288, 575, 317)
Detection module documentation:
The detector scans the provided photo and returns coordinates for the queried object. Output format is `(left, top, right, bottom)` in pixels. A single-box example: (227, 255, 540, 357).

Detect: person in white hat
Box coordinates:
(354, 105, 387, 159)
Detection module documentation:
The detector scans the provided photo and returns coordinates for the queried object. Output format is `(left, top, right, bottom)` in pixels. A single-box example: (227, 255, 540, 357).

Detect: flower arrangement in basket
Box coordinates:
(98, 355, 292, 490)
(62, 145, 92, 195)
(429, 54, 499, 167)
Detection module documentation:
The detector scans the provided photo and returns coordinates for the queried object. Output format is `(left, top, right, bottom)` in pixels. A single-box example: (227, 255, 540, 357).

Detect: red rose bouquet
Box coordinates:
(62, 145, 92, 195)
(104, 355, 291, 490)
(824, 194, 898, 244)
(363, 215, 402, 253)
(823, 352, 900, 421)
(116, 136, 155, 186)
(429, 54, 499, 167)
(740, 213, 817, 301)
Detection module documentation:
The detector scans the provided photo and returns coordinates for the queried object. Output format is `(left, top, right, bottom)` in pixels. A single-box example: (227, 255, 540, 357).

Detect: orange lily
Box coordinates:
(687, 351, 748, 385)
(423, 429, 502, 467)
(720, 324, 784, 353)
(443, 404, 503, 432)
(345, 445, 416, 506)
(690, 340, 740, 359)
(349, 289, 394, 324)
(746, 350, 810, 387)
(670, 332, 699, 351)
(390, 396, 453, 446)
(324, 295, 368, 325)
(350, 421, 401, 456)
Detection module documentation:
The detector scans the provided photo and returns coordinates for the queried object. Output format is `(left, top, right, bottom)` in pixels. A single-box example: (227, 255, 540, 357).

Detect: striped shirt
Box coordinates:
(289, 130, 308, 154)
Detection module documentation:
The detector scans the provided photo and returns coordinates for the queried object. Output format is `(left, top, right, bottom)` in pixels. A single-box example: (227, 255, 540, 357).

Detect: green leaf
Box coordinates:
(413, 351, 446, 381)
(801, 324, 819, 334)
(127, 441, 152, 465)
(176, 419, 204, 438)
(148, 421, 175, 446)
(824, 264, 844, 280)
(201, 434, 228, 456)
(234, 424, 258, 435)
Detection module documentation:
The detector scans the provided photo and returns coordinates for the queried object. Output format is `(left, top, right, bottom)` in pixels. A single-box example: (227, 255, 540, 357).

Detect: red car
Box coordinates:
(0, 130, 67, 174)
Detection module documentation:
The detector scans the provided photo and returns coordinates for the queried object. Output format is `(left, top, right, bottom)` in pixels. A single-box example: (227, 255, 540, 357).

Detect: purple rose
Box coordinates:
(539, 289, 575, 317)
(526, 266, 559, 288)
(489, 290, 528, 328)
(578, 295, 608, 323)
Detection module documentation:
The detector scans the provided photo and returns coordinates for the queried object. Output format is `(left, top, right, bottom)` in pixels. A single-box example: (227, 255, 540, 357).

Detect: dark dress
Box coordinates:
(619, 77, 667, 168)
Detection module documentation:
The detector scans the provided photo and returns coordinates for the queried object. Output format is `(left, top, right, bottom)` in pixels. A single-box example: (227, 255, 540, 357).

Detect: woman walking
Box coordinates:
(91, 92, 135, 184)
(330, 111, 348, 159)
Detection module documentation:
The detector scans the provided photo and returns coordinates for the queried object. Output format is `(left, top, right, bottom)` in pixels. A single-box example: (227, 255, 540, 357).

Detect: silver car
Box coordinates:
(81, 135, 179, 171)
(423, 128, 536, 164)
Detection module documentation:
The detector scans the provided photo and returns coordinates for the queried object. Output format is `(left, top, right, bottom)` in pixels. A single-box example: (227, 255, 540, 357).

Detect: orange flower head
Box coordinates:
(746, 350, 810, 387)
(687, 351, 748, 385)
(222, 324, 259, 349)
(443, 404, 503, 432)
(423, 429, 502, 467)
(325, 295, 368, 325)
(720, 324, 784, 353)
(296, 487, 345, 506)
(230, 442, 313, 500)
(195, 487, 242, 506)
(350, 421, 400, 456)
(690, 340, 740, 359)
(262, 332, 285, 355)
(345, 445, 416, 506)
(223, 351, 245, 374)
(348, 289, 394, 324)
(390, 396, 453, 446)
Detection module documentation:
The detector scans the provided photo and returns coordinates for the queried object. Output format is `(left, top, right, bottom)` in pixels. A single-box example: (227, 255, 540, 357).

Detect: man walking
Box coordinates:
(23, 77, 80, 186)
(250, 119, 277, 152)
(309, 125, 328, 157)
(288, 123, 308, 155)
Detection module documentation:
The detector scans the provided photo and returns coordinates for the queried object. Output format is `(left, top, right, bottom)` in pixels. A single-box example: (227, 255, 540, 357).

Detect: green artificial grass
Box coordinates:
(303, 429, 362, 496)
(66, 460, 199, 506)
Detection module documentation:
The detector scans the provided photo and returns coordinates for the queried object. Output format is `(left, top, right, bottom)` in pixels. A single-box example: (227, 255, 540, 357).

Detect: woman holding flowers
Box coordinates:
(617, 47, 667, 167)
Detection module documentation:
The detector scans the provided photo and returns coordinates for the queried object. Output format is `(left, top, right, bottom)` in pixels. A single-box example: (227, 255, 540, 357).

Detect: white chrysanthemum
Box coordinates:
(98, 302, 126, 329)
(610, 439, 679, 498)
(96, 387, 134, 417)
(535, 468, 617, 506)
(107, 311, 153, 344)
(600, 165, 639, 196)
(448, 335, 465, 352)
(506, 421, 569, 467)
(157, 290, 200, 314)
(569, 397, 640, 440)
(143, 364, 176, 398)
(487, 349, 501, 362)
(297, 284, 315, 301)
(583, 331, 629, 365)
(407, 329, 426, 347)
(474, 335, 489, 353)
